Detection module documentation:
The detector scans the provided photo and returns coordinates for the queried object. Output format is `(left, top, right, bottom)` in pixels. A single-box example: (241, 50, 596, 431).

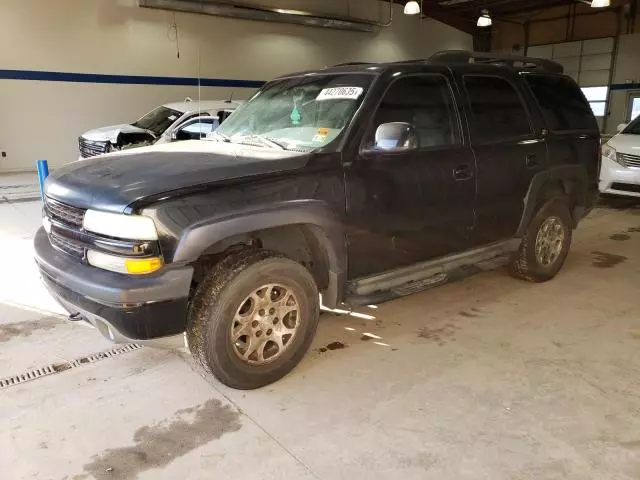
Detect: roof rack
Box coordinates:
(429, 50, 564, 74)
(331, 62, 374, 67)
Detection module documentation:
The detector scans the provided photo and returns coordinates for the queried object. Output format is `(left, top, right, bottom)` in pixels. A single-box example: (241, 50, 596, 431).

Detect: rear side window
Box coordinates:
(524, 74, 598, 132)
(464, 75, 532, 142)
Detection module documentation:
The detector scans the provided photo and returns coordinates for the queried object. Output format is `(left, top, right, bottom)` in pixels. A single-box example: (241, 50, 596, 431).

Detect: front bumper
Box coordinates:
(599, 156, 640, 198)
(34, 227, 193, 343)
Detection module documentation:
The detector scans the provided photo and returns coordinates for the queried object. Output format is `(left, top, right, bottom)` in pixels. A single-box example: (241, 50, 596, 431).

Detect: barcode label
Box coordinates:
(316, 87, 363, 101)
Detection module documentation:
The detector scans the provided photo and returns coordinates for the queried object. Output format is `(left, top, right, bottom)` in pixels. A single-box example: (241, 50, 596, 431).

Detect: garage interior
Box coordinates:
(2, 1, 640, 479)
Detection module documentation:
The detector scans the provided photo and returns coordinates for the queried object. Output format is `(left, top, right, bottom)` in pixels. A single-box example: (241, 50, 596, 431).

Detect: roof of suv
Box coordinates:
(163, 99, 242, 113)
(276, 50, 565, 80)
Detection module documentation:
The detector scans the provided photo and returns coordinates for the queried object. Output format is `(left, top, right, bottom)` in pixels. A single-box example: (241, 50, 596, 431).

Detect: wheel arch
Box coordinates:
(517, 165, 588, 236)
(173, 200, 346, 308)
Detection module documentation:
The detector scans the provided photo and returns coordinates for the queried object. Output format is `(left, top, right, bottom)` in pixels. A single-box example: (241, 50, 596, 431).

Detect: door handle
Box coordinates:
(526, 154, 540, 168)
(453, 164, 473, 181)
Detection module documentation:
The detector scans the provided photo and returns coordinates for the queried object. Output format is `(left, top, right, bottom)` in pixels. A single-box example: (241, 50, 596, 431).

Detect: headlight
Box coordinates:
(87, 250, 163, 275)
(83, 210, 158, 240)
(602, 144, 621, 165)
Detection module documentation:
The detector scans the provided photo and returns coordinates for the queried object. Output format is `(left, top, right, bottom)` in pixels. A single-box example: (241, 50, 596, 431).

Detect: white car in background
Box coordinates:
(77, 99, 241, 159)
(600, 117, 640, 197)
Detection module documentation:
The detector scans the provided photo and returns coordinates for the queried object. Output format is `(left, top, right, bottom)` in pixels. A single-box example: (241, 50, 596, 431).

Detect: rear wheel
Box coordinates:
(510, 198, 573, 282)
(187, 249, 320, 390)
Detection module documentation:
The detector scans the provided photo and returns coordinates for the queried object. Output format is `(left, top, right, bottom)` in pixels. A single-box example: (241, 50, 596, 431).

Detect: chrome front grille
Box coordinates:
(50, 232, 85, 259)
(617, 152, 640, 168)
(45, 198, 86, 228)
(44, 198, 87, 260)
(78, 137, 109, 158)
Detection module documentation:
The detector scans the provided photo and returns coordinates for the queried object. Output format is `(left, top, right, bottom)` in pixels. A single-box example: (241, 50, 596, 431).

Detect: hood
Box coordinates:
(606, 132, 640, 154)
(45, 141, 310, 213)
(81, 124, 156, 143)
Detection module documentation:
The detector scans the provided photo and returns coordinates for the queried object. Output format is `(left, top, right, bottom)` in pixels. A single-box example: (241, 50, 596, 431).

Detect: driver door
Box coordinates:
(344, 72, 477, 279)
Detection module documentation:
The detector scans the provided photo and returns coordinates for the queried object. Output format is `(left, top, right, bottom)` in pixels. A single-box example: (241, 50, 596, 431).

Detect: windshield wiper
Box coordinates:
(234, 134, 287, 150)
(210, 131, 231, 142)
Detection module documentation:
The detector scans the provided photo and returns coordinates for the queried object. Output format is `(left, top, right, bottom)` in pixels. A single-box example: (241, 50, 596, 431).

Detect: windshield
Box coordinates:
(623, 116, 640, 135)
(132, 106, 182, 136)
(214, 74, 373, 151)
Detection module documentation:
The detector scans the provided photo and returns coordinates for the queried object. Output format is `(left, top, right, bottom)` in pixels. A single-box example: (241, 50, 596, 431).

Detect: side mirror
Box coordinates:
(372, 122, 419, 152)
(171, 129, 190, 142)
(617, 123, 628, 133)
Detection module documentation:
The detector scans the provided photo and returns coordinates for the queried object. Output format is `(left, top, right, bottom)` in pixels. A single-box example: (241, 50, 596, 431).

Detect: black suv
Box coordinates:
(35, 51, 600, 389)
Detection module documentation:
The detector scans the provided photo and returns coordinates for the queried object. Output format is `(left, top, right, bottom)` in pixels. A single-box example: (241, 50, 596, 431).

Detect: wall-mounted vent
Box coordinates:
(139, 0, 384, 32)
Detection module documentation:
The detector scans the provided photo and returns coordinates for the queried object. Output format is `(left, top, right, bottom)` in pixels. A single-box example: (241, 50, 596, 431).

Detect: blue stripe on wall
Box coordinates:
(0, 69, 265, 88)
(3, 68, 637, 92)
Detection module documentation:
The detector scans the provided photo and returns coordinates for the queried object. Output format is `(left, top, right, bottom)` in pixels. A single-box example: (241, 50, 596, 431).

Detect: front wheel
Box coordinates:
(187, 249, 320, 390)
(510, 198, 573, 282)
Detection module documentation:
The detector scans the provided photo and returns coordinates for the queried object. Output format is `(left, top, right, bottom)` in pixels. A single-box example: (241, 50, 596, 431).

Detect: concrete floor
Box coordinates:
(1, 197, 640, 480)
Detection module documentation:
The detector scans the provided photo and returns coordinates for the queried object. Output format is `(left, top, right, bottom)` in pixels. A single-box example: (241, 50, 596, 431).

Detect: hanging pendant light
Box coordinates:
(477, 9, 492, 27)
(404, 1, 421, 15)
(590, 0, 610, 7)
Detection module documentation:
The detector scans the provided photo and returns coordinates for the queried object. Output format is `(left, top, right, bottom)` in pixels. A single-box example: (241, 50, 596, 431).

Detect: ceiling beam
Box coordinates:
(492, 0, 577, 17)
(422, 3, 476, 33)
(399, 0, 579, 22)
(392, 1, 476, 33)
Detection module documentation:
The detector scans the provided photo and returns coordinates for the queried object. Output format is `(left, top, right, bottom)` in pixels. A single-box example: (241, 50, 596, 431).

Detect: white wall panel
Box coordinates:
(552, 41, 582, 58)
(0, 0, 471, 171)
(527, 45, 552, 59)
(582, 53, 614, 71)
(565, 71, 579, 82)
(613, 34, 640, 83)
(579, 70, 611, 87)
(554, 57, 580, 72)
(582, 37, 614, 55)
(581, 73, 612, 87)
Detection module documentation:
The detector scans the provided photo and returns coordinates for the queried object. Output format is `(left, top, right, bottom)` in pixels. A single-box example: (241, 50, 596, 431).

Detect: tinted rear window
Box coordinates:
(524, 74, 598, 132)
(464, 75, 532, 142)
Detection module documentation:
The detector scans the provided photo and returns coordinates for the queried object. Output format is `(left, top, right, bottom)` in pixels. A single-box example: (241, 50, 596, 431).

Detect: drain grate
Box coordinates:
(0, 343, 143, 390)
(0, 365, 57, 388)
(69, 343, 143, 367)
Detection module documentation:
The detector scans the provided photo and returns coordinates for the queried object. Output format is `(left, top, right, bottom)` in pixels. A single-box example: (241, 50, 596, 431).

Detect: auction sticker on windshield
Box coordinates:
(316, 87, 363, 101)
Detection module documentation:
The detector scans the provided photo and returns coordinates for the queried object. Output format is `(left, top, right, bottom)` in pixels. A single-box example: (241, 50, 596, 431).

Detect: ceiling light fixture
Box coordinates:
(477, 9, 492, 27)
(590, 0, 610, 7)
(404, 1, 421, 15)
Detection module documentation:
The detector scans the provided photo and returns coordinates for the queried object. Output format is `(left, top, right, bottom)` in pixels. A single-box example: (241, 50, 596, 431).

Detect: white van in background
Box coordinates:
(600, 117, 640, 198)
(77, 99, 241, 159)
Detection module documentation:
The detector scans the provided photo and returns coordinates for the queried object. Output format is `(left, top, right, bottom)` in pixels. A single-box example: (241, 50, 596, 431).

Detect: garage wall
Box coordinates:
(608, 34, 640, 135)
(0, 0, 471, 172)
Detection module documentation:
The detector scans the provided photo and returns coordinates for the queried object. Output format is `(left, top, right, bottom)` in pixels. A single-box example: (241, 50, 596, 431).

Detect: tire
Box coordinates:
(187, 249, 320, 390)
(510, 198, 573, 282)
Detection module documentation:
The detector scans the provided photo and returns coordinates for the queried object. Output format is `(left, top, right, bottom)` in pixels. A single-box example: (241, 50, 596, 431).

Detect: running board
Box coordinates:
(345, 239, 520, 305)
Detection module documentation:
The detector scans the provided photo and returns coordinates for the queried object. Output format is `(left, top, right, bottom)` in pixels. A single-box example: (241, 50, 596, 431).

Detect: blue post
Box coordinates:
(36, 160, 49, 201)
